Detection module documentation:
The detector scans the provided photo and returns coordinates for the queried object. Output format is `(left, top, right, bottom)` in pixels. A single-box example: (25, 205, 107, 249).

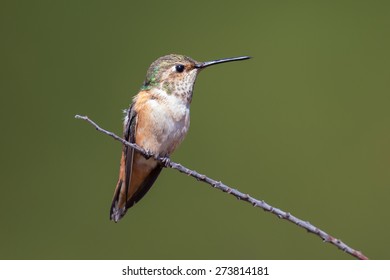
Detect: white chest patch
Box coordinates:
(143, 90, 190, 155)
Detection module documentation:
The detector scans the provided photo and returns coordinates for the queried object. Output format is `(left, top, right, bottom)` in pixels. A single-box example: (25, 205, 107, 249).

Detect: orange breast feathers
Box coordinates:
(132, 90, 190, 157)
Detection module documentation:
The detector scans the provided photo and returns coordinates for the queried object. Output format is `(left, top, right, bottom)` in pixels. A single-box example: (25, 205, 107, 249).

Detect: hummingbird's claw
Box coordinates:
(160, 156, 171, 167)
(142, 149, 153, 159)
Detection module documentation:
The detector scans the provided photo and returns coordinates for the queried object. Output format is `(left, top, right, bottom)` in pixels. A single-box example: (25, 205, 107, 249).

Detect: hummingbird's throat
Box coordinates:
(161, 72, 198, 103)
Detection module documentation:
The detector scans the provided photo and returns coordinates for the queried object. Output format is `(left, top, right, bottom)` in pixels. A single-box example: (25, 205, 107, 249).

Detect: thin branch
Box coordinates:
(75, 114, 368, 260)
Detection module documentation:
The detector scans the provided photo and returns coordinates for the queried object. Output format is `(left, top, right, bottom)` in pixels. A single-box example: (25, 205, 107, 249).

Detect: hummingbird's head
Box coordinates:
(141, 54, 251, 102)
(141, 54, 200, 102)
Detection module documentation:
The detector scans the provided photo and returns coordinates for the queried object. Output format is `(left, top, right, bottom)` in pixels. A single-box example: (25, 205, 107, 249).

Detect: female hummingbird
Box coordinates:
(110, 54, 251, 222)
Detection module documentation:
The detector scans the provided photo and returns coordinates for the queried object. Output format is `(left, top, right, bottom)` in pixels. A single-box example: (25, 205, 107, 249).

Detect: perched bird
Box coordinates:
(110, 54, 251, 222)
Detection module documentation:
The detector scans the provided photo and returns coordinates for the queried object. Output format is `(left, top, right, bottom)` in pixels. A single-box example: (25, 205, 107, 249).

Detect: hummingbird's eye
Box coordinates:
(175, 64, 185, 73)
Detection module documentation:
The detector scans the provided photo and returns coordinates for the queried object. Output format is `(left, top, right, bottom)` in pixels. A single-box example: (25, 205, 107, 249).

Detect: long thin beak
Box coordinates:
(195, 56, 251, 69)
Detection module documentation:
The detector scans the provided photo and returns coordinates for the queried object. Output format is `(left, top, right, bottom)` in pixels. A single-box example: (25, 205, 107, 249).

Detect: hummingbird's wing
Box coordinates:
(110, 103, 162, 222)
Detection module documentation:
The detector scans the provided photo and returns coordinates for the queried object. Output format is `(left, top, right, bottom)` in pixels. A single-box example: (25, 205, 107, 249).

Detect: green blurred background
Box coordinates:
(1, 0, 389, 259)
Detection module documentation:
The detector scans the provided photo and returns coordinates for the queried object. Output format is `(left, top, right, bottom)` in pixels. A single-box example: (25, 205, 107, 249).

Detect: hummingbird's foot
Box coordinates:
(160, 156, 171, 167)
(142, 149, 153, 159)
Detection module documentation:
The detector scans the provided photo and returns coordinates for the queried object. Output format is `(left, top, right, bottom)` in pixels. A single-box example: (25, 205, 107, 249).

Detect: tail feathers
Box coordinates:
(110, 201, 126, 223)
(110, 179, 127, 222)
(109, 164, 163, 222)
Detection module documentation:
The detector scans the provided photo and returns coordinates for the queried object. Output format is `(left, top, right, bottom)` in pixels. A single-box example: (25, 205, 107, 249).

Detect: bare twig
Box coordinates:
(75, 114, 368, 260)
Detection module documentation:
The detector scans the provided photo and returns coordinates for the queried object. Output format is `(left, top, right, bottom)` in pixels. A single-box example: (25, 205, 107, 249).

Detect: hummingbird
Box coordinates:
(110, 54, 251, 222)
